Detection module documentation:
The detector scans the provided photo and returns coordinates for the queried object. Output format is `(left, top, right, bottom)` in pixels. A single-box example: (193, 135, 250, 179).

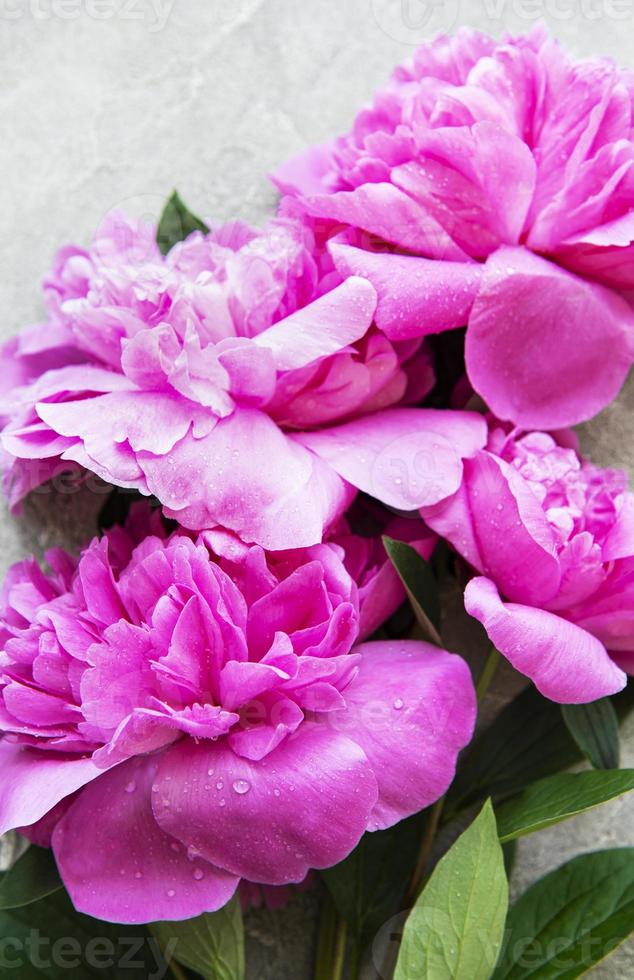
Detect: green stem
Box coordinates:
(313, 890, 338, 980)
(476, 646, 501, 704)
(348, 940, 362, 980)
(331, 916, 348, 980)
(168, 960, 188, 980)
(404, 795, 445, 906)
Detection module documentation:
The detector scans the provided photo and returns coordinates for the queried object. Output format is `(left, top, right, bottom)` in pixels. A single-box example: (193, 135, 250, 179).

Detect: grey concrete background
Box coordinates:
(2, 0, 634, 976)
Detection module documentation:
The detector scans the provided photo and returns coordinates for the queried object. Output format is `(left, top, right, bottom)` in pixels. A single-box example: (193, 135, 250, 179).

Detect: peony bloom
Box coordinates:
(0, 211, 485, 549)
(0, 507, 475, 923)
(274, 26, 634, 429)
(422, 424, 632, 703)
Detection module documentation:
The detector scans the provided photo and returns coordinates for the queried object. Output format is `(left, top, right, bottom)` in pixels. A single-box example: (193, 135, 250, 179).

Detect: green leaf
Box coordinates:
(492, 848, 634, 979)
(0, 890, 166, 978)
(382, 537, 441, 645)
(395, 800, 508, 980)
(496, 770, 634, 843)
(447, 682, 634, 820)
(322, 813, 424, 953)
(562, 697, 620, 770)
(150, 894, 244, 980)
(156, 190, 209, 255)
(502, 839, 518, 880)
(446, 685, 583, 817)
(0, 846, 62, 909)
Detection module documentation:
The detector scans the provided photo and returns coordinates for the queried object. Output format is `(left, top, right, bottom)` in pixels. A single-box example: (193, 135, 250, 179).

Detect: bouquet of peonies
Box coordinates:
(1, 24, 634, 980)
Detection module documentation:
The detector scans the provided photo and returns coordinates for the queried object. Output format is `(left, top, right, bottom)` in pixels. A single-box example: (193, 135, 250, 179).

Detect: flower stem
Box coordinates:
(404, 648, 502, 908)
(348, 941, 362, 980)
(168, 960, 188, 980)
(476, 646, 501, 704)
(331, 916, 348, 980)
(404, 795, 445, 906)
(314, 890, 338, 980)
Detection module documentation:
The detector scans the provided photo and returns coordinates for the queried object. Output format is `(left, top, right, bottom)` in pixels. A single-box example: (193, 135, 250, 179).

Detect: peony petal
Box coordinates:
(270, 141, 337, 196)
(464, 576, 627, 703)
(0, 742, 103, 836)
(422, 451, 561, 605)
(36, 390, 206, 457)
(140, 408, 354, 549)
(602, 493, 634, 562)
(253, 277, 377, 370)
(466, 246, 634, 428)
(53, 755, 238, 923)
(297, 408, 487, 510)
(304, 184, 470, 260)
(329, 242, 482, 340)
(152, 722, 378, 884)
(334, 640, 476, 829)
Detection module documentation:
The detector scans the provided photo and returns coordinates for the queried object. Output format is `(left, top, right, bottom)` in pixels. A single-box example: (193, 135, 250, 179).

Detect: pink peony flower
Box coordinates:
(328, 499, 437, 639)
(422, 424, 632, 703)
(0, 212, 485, 549)
(274, 26, 634, 429)
(0, 507, 475, 923)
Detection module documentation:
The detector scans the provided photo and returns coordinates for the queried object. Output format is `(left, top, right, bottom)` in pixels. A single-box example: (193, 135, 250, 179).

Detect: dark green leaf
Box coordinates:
(447, 682, 634, 820)
(0, 846, 62, 909)
(502, 839, 518, 879)
(446, 685, 583, 817)
(156, 191, 209, 255)
(395, 801, 508, 980)
(322, 812, 424, 953)
(0, 890, 166, 978)
(562, 697, 620, 769)
(150, 894, 244, 980)
(496, 770, 634, 843)
(382, 537, 441, 644)
(493, 848, 634, 979)
(614, 679, 634, 722)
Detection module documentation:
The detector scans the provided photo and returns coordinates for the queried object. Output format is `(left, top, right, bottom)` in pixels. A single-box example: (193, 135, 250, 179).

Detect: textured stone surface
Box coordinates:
(2, 1, 634, 976)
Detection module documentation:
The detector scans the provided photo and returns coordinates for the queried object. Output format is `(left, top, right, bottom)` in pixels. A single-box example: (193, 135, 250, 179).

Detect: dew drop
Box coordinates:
(393, 697, 404, 710)
(232, 779, 250, 795)
(216, 780, 224, 790)
(193, 868, 204, 881)
(124, 781, 137, 794)
(167, 889, 176, 899)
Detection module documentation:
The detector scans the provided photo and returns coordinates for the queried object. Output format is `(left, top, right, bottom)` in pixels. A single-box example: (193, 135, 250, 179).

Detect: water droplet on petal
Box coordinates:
(232, 779, 250, 795)
(193, 868, 204, 881)
(167, 889, 176, 898)
(124, 781, 137, 794)
(393, 698, 404, 710)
